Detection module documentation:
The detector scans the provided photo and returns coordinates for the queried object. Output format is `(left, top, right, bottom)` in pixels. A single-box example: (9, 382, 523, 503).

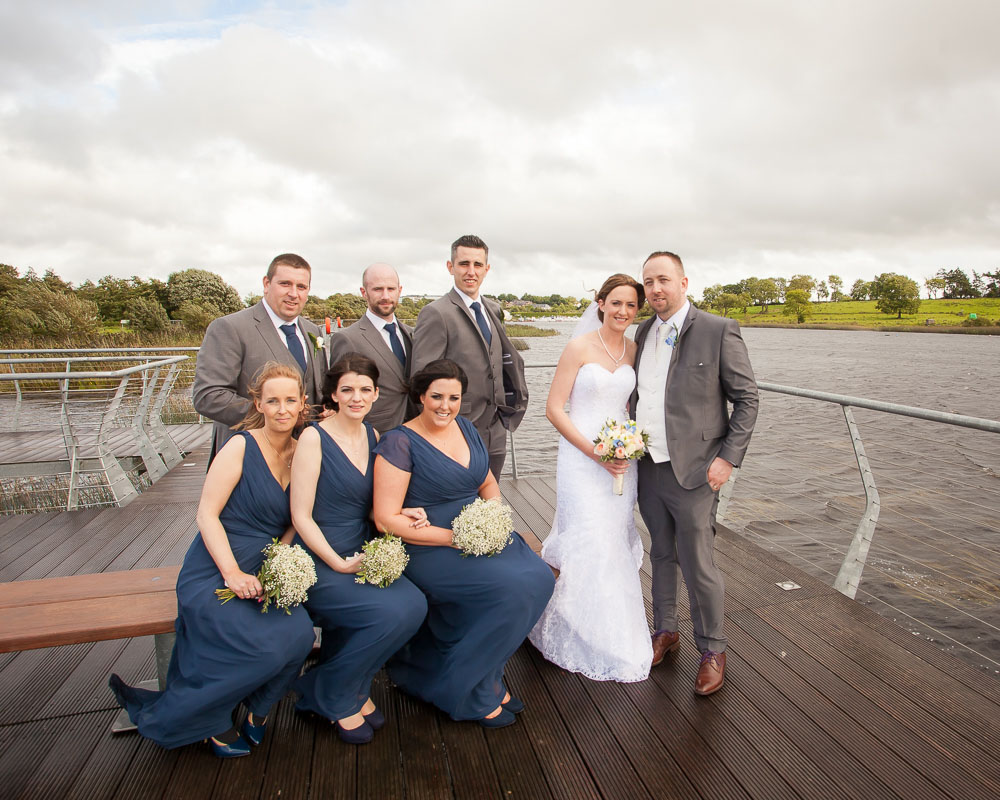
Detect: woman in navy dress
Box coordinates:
(109, 363, 316, 758)
(289, 353, 427, 744)
(373, 359, 555, 727)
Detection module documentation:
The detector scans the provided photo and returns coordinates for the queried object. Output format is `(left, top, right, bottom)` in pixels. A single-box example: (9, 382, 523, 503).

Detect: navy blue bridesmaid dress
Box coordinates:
(293, 422, 427, 721)
(374, 415, 555, 720)
(110, 432, 316, 748)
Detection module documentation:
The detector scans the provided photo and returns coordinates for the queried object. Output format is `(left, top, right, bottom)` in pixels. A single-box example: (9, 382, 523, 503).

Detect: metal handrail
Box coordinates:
(510, 364, 1000, 600)
(0, 356, 188, 382)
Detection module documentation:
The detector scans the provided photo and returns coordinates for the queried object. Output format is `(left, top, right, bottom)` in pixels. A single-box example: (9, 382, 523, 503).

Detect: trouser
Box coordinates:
(475, 411, 508, 479)
(637, 458, 727, 653)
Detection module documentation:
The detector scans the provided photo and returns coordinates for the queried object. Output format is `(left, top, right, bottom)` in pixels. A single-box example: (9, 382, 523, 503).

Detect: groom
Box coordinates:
(630, 251, 758, 695)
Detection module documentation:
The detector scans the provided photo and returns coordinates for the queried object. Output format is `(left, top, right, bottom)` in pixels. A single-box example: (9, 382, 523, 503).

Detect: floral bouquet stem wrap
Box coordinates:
(355, 532, 409, 588)
(593, 418, 650, 495)
(215, 539, 317, 614)
(451, 498, 514, 557)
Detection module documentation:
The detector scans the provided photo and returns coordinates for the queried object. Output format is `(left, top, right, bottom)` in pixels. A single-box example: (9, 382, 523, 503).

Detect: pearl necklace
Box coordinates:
(597, 329, 626, 367)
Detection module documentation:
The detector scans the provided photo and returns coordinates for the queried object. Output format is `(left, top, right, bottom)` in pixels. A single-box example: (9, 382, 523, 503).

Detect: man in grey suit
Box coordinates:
(630, 251, 758, 696)
(328, 262, 414, 433)
(193, 253, 327, 458)
(411, 234, 527, 478)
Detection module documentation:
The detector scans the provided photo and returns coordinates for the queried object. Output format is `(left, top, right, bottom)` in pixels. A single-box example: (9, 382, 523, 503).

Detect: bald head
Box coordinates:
(361, 263, 402, 321)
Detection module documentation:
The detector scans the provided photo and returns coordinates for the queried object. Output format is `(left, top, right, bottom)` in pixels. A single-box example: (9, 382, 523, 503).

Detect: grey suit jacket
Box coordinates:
(192, 301, 326, 452)
(411, 288, 528, 434)
(629, 305, 758, 490)
(328, 315, 415, 433)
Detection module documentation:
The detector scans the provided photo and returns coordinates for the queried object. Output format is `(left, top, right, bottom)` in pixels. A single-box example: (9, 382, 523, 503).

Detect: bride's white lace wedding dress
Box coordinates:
(528, 362, 653, 682)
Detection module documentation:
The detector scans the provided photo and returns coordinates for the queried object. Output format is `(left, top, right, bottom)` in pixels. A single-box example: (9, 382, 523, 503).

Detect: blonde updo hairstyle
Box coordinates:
(232, 361, 309, 431)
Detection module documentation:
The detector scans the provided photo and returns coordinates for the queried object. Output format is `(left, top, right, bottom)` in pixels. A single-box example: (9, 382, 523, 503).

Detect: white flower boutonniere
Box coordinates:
(307, 332, 325, 353)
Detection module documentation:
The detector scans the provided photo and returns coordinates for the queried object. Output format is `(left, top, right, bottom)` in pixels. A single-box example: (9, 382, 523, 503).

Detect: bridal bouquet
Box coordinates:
(451, 498, 514, 557)
(593, 418, 649, 495)
(355, 532, 410, 588)
(216, 539, 318, 614)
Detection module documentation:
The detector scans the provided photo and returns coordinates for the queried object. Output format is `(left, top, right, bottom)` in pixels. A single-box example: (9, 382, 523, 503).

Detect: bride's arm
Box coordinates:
(545, 341, 626, 477)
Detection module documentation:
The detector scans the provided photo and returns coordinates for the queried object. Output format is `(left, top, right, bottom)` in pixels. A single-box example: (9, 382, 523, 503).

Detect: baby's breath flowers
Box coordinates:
(355, 533, 409, 588)
(215, 539, 317, 614)
(451, 498, 514, 557)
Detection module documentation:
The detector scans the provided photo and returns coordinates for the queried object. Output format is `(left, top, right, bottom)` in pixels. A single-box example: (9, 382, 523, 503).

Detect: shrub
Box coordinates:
(125, 297, 170, 332)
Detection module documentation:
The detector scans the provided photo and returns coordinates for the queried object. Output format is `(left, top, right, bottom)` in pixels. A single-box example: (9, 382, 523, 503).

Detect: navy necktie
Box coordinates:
(470, 301, 492, 346)
(279, 323, 308, 373)
(384, 322, 406, 366)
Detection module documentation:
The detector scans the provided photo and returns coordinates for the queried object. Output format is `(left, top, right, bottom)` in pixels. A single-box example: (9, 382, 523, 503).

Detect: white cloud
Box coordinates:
(1, 0, 998, 301)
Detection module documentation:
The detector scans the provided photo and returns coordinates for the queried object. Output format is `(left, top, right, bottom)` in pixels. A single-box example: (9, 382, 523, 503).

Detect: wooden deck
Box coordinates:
(1, 450, 998, 799)
(0, 423, 210, 466)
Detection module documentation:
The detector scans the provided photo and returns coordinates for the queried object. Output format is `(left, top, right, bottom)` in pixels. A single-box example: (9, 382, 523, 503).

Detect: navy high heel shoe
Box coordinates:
(479, 708, 516, 728)
(362, 707, 385, 730)
(209, 733, 251, 758)
(335, 719, 374, 744)
(241, 713, 267, 746)
(502, 695, 525, 714)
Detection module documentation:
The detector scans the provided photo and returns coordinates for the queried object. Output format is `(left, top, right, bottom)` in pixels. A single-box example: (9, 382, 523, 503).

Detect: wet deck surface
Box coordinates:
(1, 448, 998, 799)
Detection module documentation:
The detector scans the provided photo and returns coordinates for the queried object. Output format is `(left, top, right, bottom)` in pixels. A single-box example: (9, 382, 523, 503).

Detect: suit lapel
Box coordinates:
(253, 303, 295, 365)
(359, 317, 405, 378)
(449, 288, 491, 357)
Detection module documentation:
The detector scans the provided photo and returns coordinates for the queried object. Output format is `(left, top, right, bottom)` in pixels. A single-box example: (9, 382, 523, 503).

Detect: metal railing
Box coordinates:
(0, 355, 189, 510)
(508, 365, 1000, 603)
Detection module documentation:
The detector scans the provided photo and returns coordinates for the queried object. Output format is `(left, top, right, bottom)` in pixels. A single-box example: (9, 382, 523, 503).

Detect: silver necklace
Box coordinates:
(597, 329, 626, 367)
(262, 430, 292, 468)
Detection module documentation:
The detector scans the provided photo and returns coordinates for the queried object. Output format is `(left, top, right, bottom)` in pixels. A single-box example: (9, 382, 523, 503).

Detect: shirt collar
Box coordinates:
(366, 309, 398, 329)
(654, 300, 690, 334)
(261, 298, 299, 330)
(454, 287, 481, 307)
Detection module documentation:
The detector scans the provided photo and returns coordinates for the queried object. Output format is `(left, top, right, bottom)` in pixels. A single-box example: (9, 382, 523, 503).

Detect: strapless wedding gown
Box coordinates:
(529, 363, 653, 682)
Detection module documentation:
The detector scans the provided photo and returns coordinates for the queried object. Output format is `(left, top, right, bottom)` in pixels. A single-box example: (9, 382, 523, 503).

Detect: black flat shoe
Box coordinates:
(479, 709, 516, 728)
(362, 707, 385, 730)
(335, 719, 374, 744)
(502, 695, 525, 714)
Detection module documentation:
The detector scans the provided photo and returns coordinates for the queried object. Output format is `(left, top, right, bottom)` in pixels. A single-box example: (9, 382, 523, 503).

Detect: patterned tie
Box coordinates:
(655, 322, 678, 358)
(470, 301, 492, 346)
(279, 323, 308, 373)
(383, 322, 406, 366)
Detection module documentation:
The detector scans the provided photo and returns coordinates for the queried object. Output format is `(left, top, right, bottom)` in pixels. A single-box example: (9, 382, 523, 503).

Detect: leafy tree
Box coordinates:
(935, 268, 979, 299)
(754, 278, 780, 313)
(0, 283, 100, 338)
(0, 264, 18, 298)
(850, 279, 872, 300)
(125, 297, 170, 332)
(701, 284, 723, 307)
(816, 280, 829, 301)
(788, 274, 816, 298)
(42, 269, 73, 294)
(871, 273, 921, 319)
(773, 277, 788, 302)
(167, 269, 243, 316)
(976, 270, 1000, 298)
(828, 275, 844, 301)
(714, 292, 740, 317)
(497, 293, 517, 302)
(782, 289, 813, 323)
(924, 277, 946, 299)
(175, 301, 221, 332)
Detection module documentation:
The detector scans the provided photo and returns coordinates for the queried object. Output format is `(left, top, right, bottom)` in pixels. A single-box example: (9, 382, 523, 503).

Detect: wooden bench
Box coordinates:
(0, 567, 180, 732)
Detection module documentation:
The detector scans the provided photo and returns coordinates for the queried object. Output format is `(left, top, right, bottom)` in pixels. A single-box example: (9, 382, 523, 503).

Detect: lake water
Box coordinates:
(511, 321, 1000, 674)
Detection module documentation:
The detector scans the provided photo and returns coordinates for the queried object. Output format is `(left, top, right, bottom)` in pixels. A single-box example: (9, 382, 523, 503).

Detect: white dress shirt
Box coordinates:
(455, 289, 491, 334)
(365, 309, 404, 352)
(261, 299, 308, 356)
(636, 300, 690, 463)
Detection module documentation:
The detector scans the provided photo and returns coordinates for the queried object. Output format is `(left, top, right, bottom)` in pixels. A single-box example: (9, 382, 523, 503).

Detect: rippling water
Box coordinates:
(511, 321, 1000, 674)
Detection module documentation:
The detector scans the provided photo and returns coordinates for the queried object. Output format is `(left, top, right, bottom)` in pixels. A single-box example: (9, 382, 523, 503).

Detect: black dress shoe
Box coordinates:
(336, 719, 374, 744)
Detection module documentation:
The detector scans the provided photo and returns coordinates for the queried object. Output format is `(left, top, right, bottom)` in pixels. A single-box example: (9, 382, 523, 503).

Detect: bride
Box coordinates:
(529, 273, 653, 682)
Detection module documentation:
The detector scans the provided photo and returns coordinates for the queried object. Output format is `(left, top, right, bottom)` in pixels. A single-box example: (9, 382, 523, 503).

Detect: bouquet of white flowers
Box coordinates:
(216, 539, 317, 614)
(451, 498, 514, 557)
(593, 417, 650, 495)
(355, 532, 409, 588)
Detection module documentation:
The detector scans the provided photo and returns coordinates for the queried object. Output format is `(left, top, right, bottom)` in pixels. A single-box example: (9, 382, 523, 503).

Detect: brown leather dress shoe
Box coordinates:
(651, 630, 680, 666)
(694, 650, 725, 695)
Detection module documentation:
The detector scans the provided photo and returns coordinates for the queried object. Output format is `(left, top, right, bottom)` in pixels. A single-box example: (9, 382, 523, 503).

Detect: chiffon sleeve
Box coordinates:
(373, 428, 413, 473)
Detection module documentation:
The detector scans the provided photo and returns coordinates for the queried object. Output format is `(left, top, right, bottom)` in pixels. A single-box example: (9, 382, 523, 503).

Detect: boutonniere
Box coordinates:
(307, 332, 325, 353)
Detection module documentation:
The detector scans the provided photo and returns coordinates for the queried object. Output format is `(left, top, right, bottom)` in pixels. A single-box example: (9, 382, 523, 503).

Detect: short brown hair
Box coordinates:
(266, 253, 312, 280)
(409, 359, 468, 405)
(450, 235, 488, 263)
(233, 361, 308, 431)
(596, 273, 644, 322)
(642, 251, 684, 276)
(323, 353, 380, 411)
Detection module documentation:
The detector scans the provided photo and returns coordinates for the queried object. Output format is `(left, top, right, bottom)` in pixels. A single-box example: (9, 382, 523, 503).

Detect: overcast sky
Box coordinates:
(1, 1, 998, 301)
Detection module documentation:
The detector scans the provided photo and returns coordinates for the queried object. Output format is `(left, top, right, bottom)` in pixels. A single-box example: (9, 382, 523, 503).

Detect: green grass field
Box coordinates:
(723, 297, 1000, 330)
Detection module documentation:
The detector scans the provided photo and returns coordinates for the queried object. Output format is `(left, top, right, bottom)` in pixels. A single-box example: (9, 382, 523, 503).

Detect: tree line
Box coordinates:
(700, 267, 999, 322)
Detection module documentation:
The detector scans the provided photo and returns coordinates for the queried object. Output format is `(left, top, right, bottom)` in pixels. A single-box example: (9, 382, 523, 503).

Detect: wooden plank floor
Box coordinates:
(1, 460, 998, 798)
(0, 424, 210, 465)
